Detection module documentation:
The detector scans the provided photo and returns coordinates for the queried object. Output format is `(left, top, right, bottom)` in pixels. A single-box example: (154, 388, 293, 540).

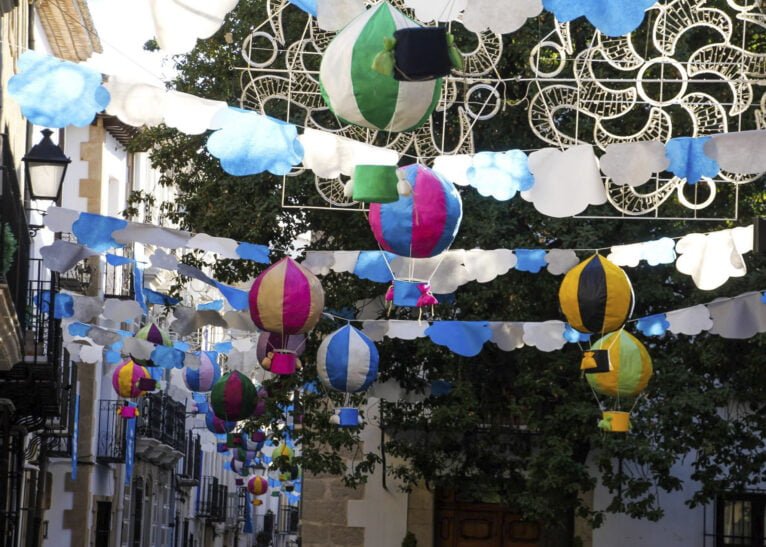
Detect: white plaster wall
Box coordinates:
(347, 398, 409, 547)
(101, 132, 128, 218)
(592, 450, 706, 546)
(61, 125, 90, 213)
(42, 460, 73, 547)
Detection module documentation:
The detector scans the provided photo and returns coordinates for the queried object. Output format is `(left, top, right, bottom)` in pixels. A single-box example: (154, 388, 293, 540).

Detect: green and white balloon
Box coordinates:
(319, 2, 442, 133)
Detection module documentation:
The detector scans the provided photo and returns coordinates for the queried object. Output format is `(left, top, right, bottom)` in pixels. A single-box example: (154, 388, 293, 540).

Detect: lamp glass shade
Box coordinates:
(23, 129, 70, 201)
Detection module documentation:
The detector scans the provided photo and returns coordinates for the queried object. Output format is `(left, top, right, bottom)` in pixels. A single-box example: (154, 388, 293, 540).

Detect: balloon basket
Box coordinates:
(602, 411, 631, 433)
(271, 352, 297, 375)
(338, 407, 361, 428)
(393, 279, 425, 307)
(353, 165, 400, 203)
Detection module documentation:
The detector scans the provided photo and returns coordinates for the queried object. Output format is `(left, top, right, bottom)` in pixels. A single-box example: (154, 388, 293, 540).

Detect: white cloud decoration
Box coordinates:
(703, 130, 766, 175)
(522, 321, 567, 352)
(599, 141, 669, 187)
(149, 0, 239, 54)
(666, 305, 713, 335)
(675, 226, 753, 290)
(462, 0, 543, 34)
(403, 0, 467, 22)
(608, 238, 677, 267)
(523, 145, 607, 218)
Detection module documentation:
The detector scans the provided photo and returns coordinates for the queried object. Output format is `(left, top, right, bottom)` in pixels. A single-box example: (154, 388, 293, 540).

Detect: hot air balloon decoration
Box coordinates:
(319, 2, 443, 133)
(256, 331, 306, 374)
(317, 325, 379, 428)
(211, 371, 258, 422)
(131, 322, 173, 366)
(112, 359, 153, 399)
(369, 164, 462, 316)
(249, 257, 325, 375)
(586, 331, 653, 433)
(182, 351, 221, 393)
(559, 254, 634, 335)
(205, 406, 236, 434)
(271, 441, 295, 464)
(248, 475, 269, 497)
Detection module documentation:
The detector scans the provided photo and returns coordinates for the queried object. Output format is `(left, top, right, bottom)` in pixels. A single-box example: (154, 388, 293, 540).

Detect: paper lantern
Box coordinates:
(205, 406, 236, 434)
(350, 164, 400, 204)
(369, 164, 462, 258)
(319, 2, 442, 132)
(559, 255, 634, 334)
(211, 371, 258, 421)
(248, 475, 269, 496)
(132, 322, 172, 365)
(317, 325, 379, 393)
(586, 331, 652, 398)
(112, 359, 152, 399)
(182, 351, 221, 392)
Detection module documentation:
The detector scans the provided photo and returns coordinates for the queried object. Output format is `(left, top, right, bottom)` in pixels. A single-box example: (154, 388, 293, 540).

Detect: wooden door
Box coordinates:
(435, 490, 541, 547)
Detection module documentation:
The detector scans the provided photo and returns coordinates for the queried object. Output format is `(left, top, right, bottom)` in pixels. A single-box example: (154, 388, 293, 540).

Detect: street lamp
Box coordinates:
(22, 129, 70, 202)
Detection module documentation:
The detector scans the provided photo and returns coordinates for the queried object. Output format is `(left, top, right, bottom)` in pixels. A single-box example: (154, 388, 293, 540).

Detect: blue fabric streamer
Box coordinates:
(144, 288, 181, 306)
(68, 322, 91, 337)
(124, 417, 136, 485)
(174, 341, 191, 352)
(197, 300, 224, 311)
(425, 321, 492, 357)
(665, 137, 720, 184)
(542, 0, 657, 37)
(105, 350, 122, 364)
(214, 341, 233, 354)
(106, 254, 134, 266)
(150, 345, 185, 369)
(134, 264, 148, 314)
(636, 314, 670, 336)
(71, 213, 127, 252)
(514, 249, 548, 273)
(236, 242, 270, 264)
(564, 324, 591, 343)
(53, 293, 74, 319)
(289, 0, 317, 16)
(353, 251, 395, 282)
(213, 282, 249, 311)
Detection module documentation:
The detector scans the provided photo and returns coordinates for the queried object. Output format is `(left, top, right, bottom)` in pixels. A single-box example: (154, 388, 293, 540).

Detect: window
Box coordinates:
(717, 494, 766, 547)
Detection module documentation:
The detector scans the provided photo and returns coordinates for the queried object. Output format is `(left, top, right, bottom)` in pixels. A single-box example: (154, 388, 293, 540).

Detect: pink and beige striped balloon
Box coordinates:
(248, 258, 325, 336)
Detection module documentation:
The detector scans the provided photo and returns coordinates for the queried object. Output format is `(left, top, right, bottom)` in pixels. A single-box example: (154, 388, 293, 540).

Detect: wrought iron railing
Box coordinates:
(0, 135, 31, 333)
(178, 432, 202, 485)
(96, 400, 127, 463)
(136, 392, 186, 453)
(197, 476, 228, 522)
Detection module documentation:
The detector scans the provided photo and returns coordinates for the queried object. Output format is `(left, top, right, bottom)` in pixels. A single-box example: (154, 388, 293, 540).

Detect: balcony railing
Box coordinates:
(0, 136, 31, 335)
(226, 489, 246, 528)
(177, 432, 202, 486)
(136, 392, 186, 453)
(197, 476, 228, 522)
(97, 400, 127, 463)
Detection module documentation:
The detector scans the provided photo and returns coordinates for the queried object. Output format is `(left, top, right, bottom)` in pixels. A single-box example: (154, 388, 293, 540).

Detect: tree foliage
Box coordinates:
(129, 0, 766, 538)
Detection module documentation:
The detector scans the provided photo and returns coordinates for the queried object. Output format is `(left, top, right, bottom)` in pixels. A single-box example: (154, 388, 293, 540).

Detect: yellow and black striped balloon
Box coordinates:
(558, 255, 634, 334)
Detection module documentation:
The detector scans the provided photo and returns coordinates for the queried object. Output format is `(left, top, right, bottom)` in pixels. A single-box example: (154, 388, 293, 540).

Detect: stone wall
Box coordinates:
(301, 472, 365, 547)
(406, 483, 434, 546)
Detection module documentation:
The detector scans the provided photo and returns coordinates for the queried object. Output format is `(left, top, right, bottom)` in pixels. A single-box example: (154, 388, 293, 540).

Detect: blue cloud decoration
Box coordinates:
(9, 51, 110, 128)
(206, 108, 304, 176)
(466, 150, 534, 201)
(665, 137, 720, 184)
(543, 0, 658, 37)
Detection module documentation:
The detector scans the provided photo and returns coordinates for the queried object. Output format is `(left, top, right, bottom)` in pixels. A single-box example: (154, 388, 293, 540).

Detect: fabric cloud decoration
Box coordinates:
(523, 145, 606, 217)
(425, 322, 492, 357)
(206, 108, 304, 176)
(466, 150, 534, 201)
(149, 0, 239, 54)
(599, 141, 669, 187)
(675, 227, 753, 290)
(403, 0, 466, 22)
(608, 238, 676, 267)
(665, 137, 720, 184)
(463, 0, 543, 34)
(703, 130, 766, 175)
(9, 51, 110, 128)
(542, 0, 657, 37)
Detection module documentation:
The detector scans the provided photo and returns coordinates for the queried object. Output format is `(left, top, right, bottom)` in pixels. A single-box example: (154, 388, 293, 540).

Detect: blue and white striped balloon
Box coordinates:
(316, 325, 379, 393)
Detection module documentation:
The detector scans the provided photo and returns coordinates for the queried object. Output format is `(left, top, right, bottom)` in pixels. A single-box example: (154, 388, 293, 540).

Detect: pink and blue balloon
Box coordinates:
(182, 351, 221, 393)
(369, 164, 462, 258)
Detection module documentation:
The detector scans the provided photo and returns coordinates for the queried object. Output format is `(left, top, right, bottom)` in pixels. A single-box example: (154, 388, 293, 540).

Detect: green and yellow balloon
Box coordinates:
(587, 331, 653, 433)
(319, 2, 442, 133)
